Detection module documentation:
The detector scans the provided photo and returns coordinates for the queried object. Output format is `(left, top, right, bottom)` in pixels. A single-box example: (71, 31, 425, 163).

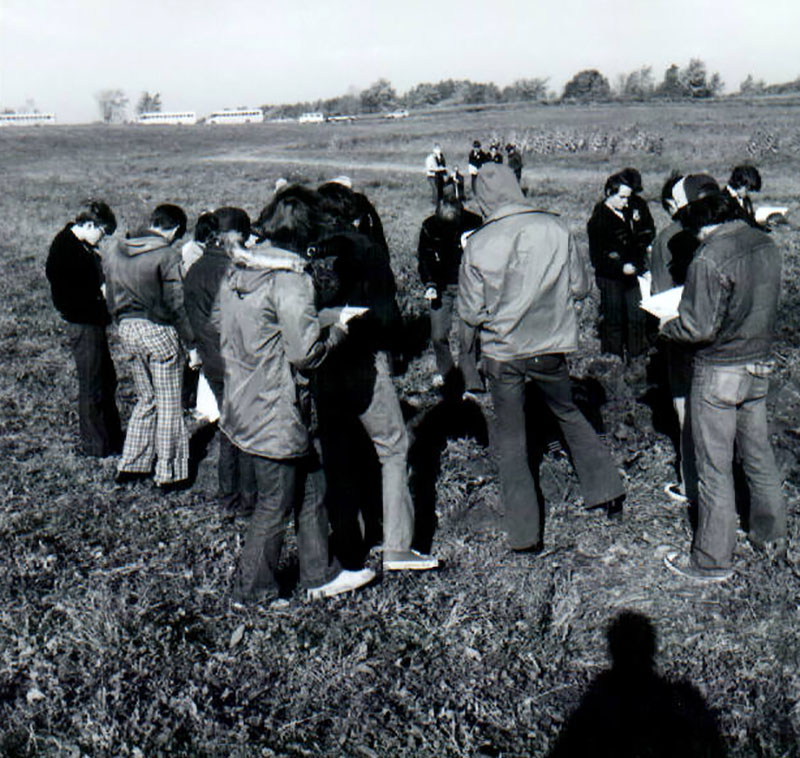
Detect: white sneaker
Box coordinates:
(306, 568, 376, 599)
(664, 482, 689, 503)
(383, 549, 439, 571)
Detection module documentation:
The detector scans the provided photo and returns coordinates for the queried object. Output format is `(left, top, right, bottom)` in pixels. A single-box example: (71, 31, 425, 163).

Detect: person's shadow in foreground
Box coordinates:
(548, 611, 726, 757)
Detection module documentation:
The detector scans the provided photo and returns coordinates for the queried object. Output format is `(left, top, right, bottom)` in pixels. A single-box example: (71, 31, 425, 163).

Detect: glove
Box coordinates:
(622, 263, 637, 276)
(424, 287, 438, 301)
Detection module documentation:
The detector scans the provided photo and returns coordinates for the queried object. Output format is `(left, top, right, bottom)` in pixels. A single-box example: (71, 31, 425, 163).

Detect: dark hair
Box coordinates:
(679, 191, 739, 233)
(213, 207, 251, 238)
(661, 172, 683, 212)
(317, 181, 359, 226)
(253, 185, 333, 254)
(150, 204, 187, 238)
(604, 172, 631, 198)
(75, 200, 117, 235)
(435, 195, 463, 223)
(618, 167, 643, 193)
(193, 212, 219, 244)
(728, 165, 762, 192)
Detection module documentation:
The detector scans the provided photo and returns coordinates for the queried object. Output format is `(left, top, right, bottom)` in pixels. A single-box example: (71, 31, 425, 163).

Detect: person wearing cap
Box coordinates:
(185, 207, 257, 519)
(46, 200, 123, 458)
(468, 140, 488, 194)
(458, 163, 626, 552)
(488, 142, 503, 164)
(417, 194, 483, 390)
(661, 191, 786, 582)
(506, 144, 523, 183)
(424, 144, 448, 204)
(649, 172, 718, 504)
(587, 171, 649, 361)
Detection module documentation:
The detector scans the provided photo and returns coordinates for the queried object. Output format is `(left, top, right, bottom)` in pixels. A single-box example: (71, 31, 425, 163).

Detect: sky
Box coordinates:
(1, 0, 799, 123)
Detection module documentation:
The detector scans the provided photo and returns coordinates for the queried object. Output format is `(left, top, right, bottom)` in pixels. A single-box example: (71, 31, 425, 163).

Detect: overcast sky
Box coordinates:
(1, 0, 798, 123)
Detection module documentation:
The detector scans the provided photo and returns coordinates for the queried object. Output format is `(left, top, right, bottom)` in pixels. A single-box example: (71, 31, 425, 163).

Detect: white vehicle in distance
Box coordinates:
(383, 109, 409, 119)
(206, 109, 263, 125)
(327, 114, 356, 123)
(137, 111, 197, 125)
(0, 112, 56, 126)
(298, 112, 326, 124)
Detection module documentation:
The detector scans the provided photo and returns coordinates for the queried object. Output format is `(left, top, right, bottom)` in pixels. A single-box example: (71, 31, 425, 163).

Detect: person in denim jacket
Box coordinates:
(661, 191, 786, 582)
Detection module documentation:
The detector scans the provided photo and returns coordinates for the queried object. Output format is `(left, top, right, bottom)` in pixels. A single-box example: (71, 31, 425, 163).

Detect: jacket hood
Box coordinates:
(475, 163, 526, 217)
(227, 241, 308, 296)
(123, 231, 172, 257)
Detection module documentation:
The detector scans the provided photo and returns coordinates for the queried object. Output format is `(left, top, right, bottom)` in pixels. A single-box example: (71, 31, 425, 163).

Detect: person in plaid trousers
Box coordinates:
(103, 204, 200, 490)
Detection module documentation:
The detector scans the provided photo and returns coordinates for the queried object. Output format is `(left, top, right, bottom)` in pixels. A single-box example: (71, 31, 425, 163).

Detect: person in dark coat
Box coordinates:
(417, 194, 483, 390)
(725, 164, 766, 230)
(312, 184, 440, 572)
(46, 200, 123, 457)
(184, 207, 257, 517)
(505, 143, 523, 182)
(587, 171, 649, 360)
(618, 167, 656, 260)
(489, 142, 503, 164)
(468, 140, 487, 194)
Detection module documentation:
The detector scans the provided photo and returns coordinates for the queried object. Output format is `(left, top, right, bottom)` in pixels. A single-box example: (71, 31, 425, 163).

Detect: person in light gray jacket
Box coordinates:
(458, 164, 625, 552)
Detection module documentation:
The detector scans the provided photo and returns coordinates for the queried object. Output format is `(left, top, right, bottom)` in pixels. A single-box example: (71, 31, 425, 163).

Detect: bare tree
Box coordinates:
(96, 89, 129, 123)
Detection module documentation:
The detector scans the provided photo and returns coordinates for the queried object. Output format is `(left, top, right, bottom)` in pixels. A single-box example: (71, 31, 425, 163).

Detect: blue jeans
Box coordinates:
(486, 354, 625, 549)
(233, 453, 339, 603)
(430, 284, 482, 390)
(690, 361, 786, 570)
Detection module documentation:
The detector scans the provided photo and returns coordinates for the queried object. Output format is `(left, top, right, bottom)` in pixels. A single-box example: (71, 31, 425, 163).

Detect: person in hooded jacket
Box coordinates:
(103, 204, 200, 489)
(457, 163, 626, 551)
(217, 186, 375, 605)
(184, 207, 257, 518)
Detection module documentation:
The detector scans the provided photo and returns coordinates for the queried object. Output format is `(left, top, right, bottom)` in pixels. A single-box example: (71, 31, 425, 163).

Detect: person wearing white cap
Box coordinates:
(661, 191, 786, 582)
(650, 173, 719, 504)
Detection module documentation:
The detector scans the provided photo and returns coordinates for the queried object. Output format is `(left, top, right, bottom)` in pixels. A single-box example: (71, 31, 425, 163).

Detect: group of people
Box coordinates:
(468, 139, 523, 187)
(46, 154, 787, 608)
(47, 179, 442, 608)
(425, 139, 524, 203)
(415, 160, 786, 581)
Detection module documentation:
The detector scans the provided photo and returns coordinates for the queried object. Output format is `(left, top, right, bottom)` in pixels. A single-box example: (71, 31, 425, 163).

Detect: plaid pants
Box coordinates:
(118, 318, 188, 484)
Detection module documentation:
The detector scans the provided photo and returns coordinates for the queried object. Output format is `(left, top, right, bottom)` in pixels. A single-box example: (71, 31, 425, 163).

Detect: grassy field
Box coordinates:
(1, 100, 799, 757)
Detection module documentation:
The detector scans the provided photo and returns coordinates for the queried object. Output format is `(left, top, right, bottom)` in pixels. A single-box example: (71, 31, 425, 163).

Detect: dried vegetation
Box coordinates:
(0, 101, 799, 757)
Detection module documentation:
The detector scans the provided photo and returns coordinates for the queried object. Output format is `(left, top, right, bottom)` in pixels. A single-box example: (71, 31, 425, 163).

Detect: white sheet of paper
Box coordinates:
(754, 205, 789, 224)
(640, 285, 683, 319)
(195, 371, 220, 423)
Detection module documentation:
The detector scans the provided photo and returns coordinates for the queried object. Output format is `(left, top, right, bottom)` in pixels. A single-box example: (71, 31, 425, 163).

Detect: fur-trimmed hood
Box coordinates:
(226, 241, 309, 297)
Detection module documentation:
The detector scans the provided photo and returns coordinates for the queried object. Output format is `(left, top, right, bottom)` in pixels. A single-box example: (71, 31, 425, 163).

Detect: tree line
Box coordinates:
(89, 60, 800, 123)
(261, 60, 799, 119)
